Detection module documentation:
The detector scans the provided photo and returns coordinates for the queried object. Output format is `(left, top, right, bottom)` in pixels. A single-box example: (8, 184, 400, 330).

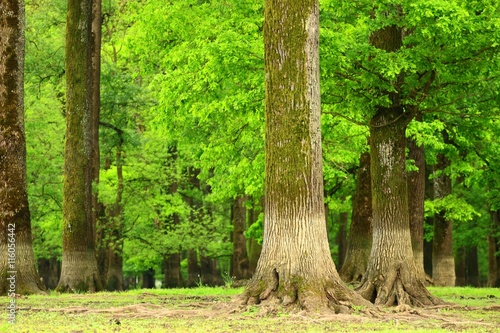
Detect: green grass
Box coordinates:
(2, 287, 499, 332)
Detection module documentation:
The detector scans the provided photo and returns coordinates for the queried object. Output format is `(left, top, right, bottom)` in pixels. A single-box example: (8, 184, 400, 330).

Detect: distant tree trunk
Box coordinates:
(247, 199, 263, 275)
(336, 211, 348, 270)
(432, 136, 455, 287)
(141, 268, 155, 289)
(37, 258, 60, 290)
(423, 164, 434, 277)
(187, 249, 200, 287)
(164, 253, 182, 288)
(231, 196, 251, 280)
(241, 0, 368, 310)
(57, 0, 102, 292)
(0, 0, 45, 295)
(340, 152, 372, 283)
(201, 256, 222, 286)
(407, 115, 426, 281)
(466, 246, 479, 287)
(455, 247, 466, 286)
(356, 23, 440, 306)
(488, 210, 500, 287)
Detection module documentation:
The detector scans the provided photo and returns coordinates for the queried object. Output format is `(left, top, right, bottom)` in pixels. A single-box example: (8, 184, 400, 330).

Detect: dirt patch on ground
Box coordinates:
(18, 293, 500, 332)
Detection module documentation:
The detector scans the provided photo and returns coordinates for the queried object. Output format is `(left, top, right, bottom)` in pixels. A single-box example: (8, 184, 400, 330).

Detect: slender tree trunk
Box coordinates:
(455, 247, 466, 286)
(356, 23, 440, 306)
(247, 199, 263, 275)
(0, 0, 45, 295)
(164, 253, 182, 288)
(241, 0, 368, 311)
(336, 211, 348, 270)
(57, 0, 102, 292)
(231, 196, 251, 280)
(488, 210, 500, 287)
(407, 115, 426, 281)
(340, 152, 372, 283)
(432, 137, 455, 286)
(423, 164, 434, 277)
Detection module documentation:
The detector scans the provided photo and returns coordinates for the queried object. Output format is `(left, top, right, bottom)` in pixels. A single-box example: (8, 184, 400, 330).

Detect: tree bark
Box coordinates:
(241, 0, 368, 311)
(432, 136, 455, 287)
(57, 0, 102, 292)
(336, 211, 348, 270)
(340, 152, 372, 283)
(407, 116, 426, 281)
(423, 164, 434, 277)
(231, 196, 251, 280)
(201, 256, 222, 286)
(356, 24, 440, 306)
(187, 249, 200, 287)
(455, 247, 466, 286)
(488, 210, 500, 287)
(164, 253, 182, 288)
(141, 268, 155, 289)
(465, 246, 479, 287)
(0, 0, 45, 295)
(37, 258, 60, 290)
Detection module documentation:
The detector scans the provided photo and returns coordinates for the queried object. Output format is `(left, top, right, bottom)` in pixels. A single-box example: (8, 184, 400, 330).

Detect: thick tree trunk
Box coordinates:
(466, 246, 479, 287)
(164, 253, 182, 288)
(340, 152, 372, 283)
(432, 141, 455, 286)
(407, 117, 426, 281)
(356, 23, 440, 307)
(187, 249, 200, 287)
(57, 0, 102, 292)
(37, 258, 60, 290)
(0, 0, 45, 295)
(141, 268, 155, 289)
(231, 196, 252, 280)
(488, 210, 500, 287)
(241, 0, 368, 311)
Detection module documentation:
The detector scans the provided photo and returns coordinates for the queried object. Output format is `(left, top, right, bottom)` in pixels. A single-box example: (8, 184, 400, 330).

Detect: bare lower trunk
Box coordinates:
(105, 247, 123, 291)
(187, 249, 200, 287)
(466, 246, 479, 287)
(37, 258, 60, 290)
(0, 0, 44, 295)
(231, 196, 251, 280)
(455, 247, 466, 286)
(432, 143, 455, 287)
(340, 152, 372, 283)
(407, 120, 426, 281)
(201, 256, 222, 286)
(164, 253, 182, 288)
(141, 268, 155, 289)
(336, 211, 348, 270)
(488, 211, 500, 287)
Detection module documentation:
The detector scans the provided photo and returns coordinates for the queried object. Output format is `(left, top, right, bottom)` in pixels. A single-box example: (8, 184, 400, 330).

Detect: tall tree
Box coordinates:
(241, 0, 368, 310)
(340, 152, 372, 283)
(0, 0, 45, 295)
(56, 0, 102, 292)
(356, 22, 440, 306)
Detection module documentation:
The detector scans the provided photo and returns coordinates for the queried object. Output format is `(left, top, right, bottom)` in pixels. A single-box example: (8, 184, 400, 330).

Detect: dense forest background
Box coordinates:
(23, 0, 500, 289)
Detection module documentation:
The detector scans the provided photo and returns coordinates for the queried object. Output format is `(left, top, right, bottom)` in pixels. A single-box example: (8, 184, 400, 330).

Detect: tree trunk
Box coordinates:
(37, 258, 60, 290)
(407, 116, 426, 281)
(340, 152, 372, 283)
(57, 0, 101, 292)
(432, 138, 455, 286)
(241, 0, 368, 311)
(247, 199, 262, 275)
(356, 23, 440, 307)
(187, 249, 200, 287)
(231, 196, 251, 280)
(141, 268, 155, 289)
(455, 247, 466, 286)
(488, 210, 500, 287)
(336, 211, 348, 270)
(466, 246, 479, 287)
(201, 256, 222, 286)
(0, 0, 45, 295)
(164, 253, 182, 288)
(423, 164, 434, 277)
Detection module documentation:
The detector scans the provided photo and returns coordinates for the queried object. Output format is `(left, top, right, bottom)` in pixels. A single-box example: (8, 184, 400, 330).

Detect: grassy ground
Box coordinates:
(2, 286, 499, 332)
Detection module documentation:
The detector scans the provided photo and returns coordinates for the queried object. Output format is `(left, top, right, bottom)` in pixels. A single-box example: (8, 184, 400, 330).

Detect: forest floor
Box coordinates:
(2, 286, 499, 332)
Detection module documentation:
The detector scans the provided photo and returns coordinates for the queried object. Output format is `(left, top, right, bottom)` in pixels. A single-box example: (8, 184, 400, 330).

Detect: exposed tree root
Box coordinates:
(356, 263, 444, 307)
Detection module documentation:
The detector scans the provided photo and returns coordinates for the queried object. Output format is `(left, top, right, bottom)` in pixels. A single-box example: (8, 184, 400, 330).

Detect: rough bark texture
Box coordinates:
(488, 210, 500, 287)
(57, 0, 102, 292)
(231, 196, 252, 280)
(340, 152, 372, 283)
(0, 0, 45, 295)
(407, 119, 426, 282)
(356, 24, 440, 307)
(241, 0, 369, 311)
(432, 142, 455, 287)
